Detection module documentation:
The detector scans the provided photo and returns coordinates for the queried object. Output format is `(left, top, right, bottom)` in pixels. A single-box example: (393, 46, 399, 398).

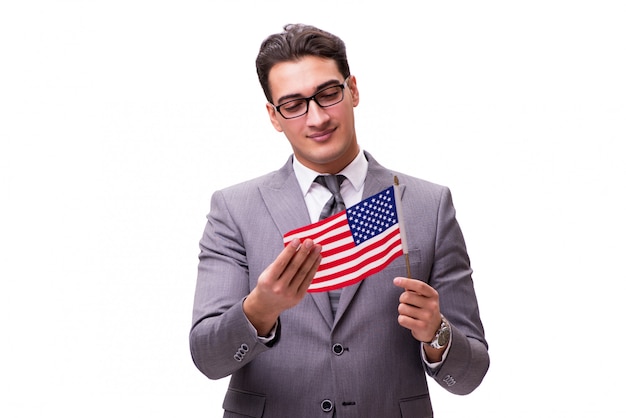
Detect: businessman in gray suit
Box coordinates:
(190, 24, 489, 417)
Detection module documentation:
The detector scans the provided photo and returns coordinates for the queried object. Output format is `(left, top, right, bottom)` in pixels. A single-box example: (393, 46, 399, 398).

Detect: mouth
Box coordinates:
(307, 128, 336, 142)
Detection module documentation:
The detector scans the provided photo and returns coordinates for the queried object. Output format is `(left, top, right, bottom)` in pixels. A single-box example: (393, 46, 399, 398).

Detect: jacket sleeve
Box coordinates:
(189, 189, 276, 380)
(425, 186, 489, 395)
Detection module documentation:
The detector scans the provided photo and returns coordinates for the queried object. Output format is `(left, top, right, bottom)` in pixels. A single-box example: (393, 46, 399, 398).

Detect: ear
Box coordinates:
(347, 75, 360, 107)
(266, 102, 284, 132)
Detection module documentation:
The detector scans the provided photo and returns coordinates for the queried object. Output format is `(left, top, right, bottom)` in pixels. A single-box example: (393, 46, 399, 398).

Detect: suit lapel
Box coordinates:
(258, 158, 308, 235)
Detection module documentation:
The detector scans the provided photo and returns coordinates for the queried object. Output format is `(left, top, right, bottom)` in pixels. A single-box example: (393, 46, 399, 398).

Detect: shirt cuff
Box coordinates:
(421, 330, 453, 369)
(244, 315, 278, 344)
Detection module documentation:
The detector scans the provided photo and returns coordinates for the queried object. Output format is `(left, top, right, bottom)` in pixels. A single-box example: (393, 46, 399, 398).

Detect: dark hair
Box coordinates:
(255, 24, 351, 103)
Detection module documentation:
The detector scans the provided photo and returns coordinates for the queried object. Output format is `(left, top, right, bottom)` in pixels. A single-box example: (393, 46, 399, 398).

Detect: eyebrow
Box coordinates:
(276, 79, 342, 105)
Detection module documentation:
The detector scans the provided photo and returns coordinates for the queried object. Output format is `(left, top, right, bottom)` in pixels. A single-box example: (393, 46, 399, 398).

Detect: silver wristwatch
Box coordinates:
(429, 315, 451, 349)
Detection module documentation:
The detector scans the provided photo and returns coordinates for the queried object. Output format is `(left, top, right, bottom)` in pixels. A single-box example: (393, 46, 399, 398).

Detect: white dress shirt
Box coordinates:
(292, 148, 368, 222)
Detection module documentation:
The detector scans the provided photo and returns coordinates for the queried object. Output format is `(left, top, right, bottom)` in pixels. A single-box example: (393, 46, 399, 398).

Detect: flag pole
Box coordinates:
(393, 175, 411, 279)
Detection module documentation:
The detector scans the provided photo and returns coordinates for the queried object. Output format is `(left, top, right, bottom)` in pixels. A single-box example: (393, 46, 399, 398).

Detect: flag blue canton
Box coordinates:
(346, 187, 398, 245)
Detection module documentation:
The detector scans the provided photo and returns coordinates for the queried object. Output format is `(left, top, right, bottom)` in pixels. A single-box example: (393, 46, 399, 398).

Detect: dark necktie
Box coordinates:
(315, 174, 346, 316)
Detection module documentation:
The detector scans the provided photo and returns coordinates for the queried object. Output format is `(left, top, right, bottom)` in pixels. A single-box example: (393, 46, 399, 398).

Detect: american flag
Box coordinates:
(283, 186, 404, 292)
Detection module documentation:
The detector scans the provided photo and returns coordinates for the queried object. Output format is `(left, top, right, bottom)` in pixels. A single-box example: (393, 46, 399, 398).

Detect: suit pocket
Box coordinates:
(384, 248, 421, 278)
(399, 393, 433, 418)
(223, 388, 266, 418)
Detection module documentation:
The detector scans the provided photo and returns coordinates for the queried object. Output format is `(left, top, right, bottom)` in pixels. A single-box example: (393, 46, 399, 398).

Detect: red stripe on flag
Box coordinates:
(283, 211, 345, 243)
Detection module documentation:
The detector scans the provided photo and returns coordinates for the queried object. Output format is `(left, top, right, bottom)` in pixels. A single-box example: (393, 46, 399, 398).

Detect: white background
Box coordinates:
(1, 1, 624, 417)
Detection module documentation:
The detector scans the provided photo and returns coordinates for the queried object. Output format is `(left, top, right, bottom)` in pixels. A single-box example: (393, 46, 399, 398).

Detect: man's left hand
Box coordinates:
(393, 277, 445, 356)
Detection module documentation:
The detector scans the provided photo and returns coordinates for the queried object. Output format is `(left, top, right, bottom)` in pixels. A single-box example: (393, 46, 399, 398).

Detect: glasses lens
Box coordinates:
(315, 85, 344, 107)
(279, 99, 308, 119)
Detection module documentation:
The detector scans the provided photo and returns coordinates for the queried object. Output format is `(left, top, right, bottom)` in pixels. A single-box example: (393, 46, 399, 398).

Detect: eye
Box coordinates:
(281, 99, 306, 114)
(316, 87, 342, 104)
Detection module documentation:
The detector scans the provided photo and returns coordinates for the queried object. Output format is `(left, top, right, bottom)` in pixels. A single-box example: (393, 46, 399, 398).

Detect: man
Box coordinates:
(190, 24, 489, 417)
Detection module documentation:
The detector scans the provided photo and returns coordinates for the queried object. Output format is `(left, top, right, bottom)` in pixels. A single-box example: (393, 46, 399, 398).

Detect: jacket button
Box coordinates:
(233, 343, 249, 362)
(320, 399, 333, 412)
(332, 343, 344, 355)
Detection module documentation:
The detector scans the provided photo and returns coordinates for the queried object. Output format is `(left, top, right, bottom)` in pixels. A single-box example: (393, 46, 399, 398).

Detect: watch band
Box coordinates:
(429, 315, 451, 349)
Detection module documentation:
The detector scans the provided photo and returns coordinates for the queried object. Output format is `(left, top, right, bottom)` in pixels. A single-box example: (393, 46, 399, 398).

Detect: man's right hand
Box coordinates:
(243, 238, 322, 336)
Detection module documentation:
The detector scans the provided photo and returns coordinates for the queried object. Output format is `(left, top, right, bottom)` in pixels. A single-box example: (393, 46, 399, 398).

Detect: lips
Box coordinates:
(308, 128, 336, 142)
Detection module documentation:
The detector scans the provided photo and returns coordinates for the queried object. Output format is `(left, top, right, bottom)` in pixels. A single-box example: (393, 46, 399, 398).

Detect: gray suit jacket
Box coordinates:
(190, 152, 489, 418)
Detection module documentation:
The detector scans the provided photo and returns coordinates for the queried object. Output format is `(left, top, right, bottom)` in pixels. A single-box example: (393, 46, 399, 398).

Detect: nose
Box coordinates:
(306, 100, 330, 126)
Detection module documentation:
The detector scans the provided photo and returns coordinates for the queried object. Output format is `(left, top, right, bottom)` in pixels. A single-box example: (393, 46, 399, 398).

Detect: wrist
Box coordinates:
(242, 295, 280, 337)
(427, 315, 451, 350)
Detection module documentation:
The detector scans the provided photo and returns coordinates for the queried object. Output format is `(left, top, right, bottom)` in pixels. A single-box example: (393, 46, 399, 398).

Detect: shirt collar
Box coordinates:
(292, 149, 368, 196)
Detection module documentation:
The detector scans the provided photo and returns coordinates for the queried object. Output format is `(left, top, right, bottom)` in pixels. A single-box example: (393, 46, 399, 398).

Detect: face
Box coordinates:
(266, 56, 360, 174)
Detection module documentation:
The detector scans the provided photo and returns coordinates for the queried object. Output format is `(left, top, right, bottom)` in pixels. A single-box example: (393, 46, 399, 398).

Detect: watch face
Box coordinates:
(438, 328, 450, 346)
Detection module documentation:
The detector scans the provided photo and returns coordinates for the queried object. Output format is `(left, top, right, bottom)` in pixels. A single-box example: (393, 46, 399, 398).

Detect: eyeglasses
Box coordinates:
(272, 77, 350, 119)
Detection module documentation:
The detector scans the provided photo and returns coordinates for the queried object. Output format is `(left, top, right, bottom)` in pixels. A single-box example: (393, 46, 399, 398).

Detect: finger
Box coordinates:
(271, 238, 315, 281)
(398, 298, 438, 322)
(398, 290, 425, 308)
(397, 314, 433, 342)
(393, 277, 436, 297)
(283, 239, 320, 274)
(296, 250, 322, 294)
(288, 242, 322, 289)
(267, 238, 303, 281)
(399, 289, 440, 315)
(280, 239, 320, 285)
(397, 300, 421, 318)
(397, 312, 427, 330)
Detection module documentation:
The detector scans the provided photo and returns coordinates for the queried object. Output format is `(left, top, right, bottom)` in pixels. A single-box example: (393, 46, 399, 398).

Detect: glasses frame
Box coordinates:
(272, 76, 351, 119)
